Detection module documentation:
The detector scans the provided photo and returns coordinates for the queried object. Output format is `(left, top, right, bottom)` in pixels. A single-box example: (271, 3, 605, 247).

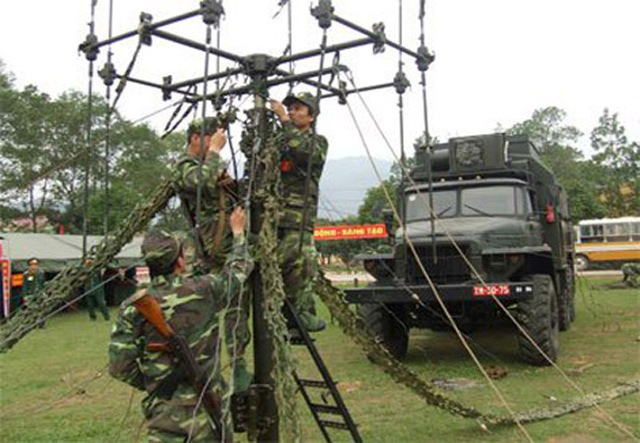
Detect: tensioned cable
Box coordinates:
(82, 0, 98, 260)
(69, 0, 632, 438)
(287, 0, 293, 78)
(211, 7, 239, 181)
(397, 0, 406, 167)
(344, 70, 636, 438)
(185, 5, 247, 440)
(296, 24, 329, 252)
(109, 386, 137, 443)
(339, 81, 533, 441)
(19, 97, 190, 191)
(103, 0, 115, 240)
(318, 196, 351, 221)
(190, 262, 250, 443)
(193, 20, 215, 266)
(0, 362, 111, 419)
(3, 263, 138, 343)
(418, 0, 437, 263)
(110, 42, 144, 112)
(187, 186, 252, 441)
(397, 0, 411, 286)
(186, 84, 249, 424)
(273, 0, 294, 90)
(349, 86, 637, 440)
(417, 0, 430, 142)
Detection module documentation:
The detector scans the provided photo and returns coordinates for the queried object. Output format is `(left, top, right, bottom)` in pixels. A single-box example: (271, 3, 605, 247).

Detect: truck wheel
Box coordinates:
(575, 255, 589, 271)
(516, 274, 559, 366)
(558, 268, 575, 331)
(357, 303, 409, 360)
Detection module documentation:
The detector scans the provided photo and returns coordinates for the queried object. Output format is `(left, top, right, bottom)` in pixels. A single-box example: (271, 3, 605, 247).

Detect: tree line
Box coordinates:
(316, 107, 639, 265)
(1, 60, 638, 264)
(0, 60, 185, 235)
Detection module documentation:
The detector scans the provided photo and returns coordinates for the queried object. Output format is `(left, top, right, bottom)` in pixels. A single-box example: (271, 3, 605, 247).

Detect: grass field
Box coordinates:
(1, 276, 638, 442)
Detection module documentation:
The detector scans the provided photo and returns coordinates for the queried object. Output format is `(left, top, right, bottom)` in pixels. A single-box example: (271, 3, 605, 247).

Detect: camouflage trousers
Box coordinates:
(145, 399, 232, 442)
(277, 229, 317, 315)
(86, 291, 110, 321)
(223, 285, 251, 366)
(205, 246, 251, 366)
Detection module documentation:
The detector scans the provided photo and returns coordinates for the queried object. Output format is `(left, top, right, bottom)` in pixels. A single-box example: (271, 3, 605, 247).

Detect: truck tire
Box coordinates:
(575, 255, 589, 271)
(558, 268, 575, 331)
(357, 303, 409, 360)
(516, 274, 559, 366)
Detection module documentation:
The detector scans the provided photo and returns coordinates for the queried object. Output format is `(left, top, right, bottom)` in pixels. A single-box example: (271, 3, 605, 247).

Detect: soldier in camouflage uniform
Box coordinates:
(173, 118, 251, 382)
(174, 119, 236, 271)
(108, 207, 253, 442)
(22, 257, 46, 327)
(270, 92, 328, 331)
(621, 262, 640, 288)
(82, 258, 110, 321)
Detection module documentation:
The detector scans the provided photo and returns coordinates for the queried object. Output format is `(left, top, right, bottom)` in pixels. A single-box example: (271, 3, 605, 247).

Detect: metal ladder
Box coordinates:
(284, 299, 363, 443)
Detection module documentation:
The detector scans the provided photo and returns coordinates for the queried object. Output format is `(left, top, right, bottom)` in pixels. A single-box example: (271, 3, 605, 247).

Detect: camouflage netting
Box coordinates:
(314, 274, 640, 429)
(1, 121, 637, 437)
(0, 180, 175, 353)
(313, 274, 492, 421)
(252, 117, 301, 440)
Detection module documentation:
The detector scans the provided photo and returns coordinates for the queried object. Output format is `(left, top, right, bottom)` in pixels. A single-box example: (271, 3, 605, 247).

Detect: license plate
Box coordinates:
(472, 284, 511, 297)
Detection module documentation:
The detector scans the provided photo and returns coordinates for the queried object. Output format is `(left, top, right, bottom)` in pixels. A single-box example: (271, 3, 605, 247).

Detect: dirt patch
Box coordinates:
(338, 380, 362, 393)
(547, 434, 599, 443)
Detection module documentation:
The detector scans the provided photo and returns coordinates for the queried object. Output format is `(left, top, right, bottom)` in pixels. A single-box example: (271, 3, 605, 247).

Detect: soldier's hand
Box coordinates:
(230, 207, 246, 237)
(269, 99, 289, 122)
(208, 128, 227, 154)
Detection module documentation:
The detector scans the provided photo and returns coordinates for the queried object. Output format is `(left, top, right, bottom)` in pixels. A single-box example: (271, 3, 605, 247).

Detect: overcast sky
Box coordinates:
(1, 0, 638, 162)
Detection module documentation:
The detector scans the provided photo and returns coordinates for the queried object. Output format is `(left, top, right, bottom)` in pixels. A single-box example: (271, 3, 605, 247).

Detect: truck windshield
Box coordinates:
(405, 185, 531, 221)
(405, 189, 456, 221)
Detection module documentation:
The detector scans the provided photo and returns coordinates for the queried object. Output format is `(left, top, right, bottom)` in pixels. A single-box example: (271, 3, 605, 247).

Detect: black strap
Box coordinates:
(153, 363, 187, 400)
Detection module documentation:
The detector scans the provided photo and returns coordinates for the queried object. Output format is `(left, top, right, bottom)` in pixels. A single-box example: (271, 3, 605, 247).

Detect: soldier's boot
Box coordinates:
(294, 289, 326, 332)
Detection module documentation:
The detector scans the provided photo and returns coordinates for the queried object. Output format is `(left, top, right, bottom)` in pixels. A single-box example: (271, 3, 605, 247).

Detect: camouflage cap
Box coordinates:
(283, 92, 320, 116)
(187, 117, 219, 142)
(141, 230, 182, 270)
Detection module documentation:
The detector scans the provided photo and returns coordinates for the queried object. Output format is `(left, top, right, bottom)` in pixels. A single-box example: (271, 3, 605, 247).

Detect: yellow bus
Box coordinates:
(574, 217, 640, 270)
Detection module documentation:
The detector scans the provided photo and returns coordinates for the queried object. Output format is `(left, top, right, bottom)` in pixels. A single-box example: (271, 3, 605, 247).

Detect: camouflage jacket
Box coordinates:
(278, 121, 328, 231)
(174, 152, 236, 265)
(108, 235, 253, 411)
(22, 270, 45, 301)
(622, 262, 640, 288)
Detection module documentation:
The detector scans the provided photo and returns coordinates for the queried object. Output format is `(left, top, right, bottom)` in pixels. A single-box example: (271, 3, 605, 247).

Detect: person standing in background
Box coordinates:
(83, 258, 110, 321)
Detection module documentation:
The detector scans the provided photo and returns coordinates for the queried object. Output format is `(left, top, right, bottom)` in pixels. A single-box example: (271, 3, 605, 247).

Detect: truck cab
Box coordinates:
(345, 133, 575, 365)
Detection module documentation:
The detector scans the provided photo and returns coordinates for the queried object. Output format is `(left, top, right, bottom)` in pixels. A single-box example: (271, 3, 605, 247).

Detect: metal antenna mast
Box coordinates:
(77, 1, 434, 440)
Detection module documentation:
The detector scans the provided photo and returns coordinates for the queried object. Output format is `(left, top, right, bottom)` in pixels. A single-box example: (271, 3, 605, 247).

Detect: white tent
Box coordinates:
(0, 233, 143, 272)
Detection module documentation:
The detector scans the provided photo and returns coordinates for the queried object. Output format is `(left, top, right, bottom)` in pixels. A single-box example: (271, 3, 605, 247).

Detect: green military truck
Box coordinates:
(345, 133, 576, 366)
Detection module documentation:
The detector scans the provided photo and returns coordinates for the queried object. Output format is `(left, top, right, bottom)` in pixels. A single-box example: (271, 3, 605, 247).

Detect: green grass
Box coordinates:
(1, 276, 638, 442)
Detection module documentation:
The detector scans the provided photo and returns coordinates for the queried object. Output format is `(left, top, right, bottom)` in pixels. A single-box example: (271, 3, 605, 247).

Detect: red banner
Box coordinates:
(314, 223, 388, 241)
(2, 259, 11, 319)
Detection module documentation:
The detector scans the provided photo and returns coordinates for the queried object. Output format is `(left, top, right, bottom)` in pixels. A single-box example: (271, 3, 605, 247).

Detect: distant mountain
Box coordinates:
(318, 157, 393, 220)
